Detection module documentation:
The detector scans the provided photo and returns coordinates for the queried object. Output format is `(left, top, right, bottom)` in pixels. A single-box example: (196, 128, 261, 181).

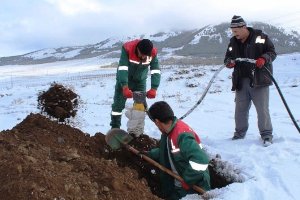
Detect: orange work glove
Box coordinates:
(225, 59, 235, 68)
(122, 86, 133, 98)
(146, 89, 156, 99)
(181, 181, 190, 191)
(256, 57, 266, 68)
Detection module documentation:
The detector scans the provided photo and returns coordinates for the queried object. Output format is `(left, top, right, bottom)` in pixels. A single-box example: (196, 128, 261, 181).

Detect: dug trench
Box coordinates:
(0, 83, 237, 199)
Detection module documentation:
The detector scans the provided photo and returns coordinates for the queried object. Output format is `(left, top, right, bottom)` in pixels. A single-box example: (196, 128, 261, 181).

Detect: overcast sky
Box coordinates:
(0, 0, 299, 57)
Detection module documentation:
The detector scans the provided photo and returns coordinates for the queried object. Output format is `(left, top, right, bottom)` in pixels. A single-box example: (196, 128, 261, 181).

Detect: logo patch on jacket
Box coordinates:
(255, 36, 265, 44)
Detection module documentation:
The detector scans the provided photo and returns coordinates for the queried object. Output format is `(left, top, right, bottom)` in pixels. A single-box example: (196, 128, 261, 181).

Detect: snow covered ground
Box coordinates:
(0, 53, 300, 199)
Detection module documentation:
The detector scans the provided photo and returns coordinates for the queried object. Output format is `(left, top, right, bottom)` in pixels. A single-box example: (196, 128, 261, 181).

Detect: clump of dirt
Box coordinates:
(0, 113, 161, 200)
(37, 83, 79, 122)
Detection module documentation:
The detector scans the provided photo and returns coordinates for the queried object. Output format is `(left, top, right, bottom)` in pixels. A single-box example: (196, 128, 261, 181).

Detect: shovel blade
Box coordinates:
(105, 128, 133, 150)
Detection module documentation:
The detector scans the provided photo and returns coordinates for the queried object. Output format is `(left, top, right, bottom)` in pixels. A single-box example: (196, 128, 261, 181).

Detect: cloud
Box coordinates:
(0, 0, 299, 57)
(45, 0, 104, 15)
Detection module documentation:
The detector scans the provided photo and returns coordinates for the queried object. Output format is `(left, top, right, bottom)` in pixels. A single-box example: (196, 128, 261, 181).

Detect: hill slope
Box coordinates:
(0, 22, 299, 66)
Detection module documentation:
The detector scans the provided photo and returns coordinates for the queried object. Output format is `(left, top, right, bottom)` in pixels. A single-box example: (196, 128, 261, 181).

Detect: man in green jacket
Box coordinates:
(110, 39, 161, 129)
(148, 101, 211, 200)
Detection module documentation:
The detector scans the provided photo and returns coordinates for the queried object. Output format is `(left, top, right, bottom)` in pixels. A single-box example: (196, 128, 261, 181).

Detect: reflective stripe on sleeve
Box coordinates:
(118, 66, 128, 70)
(171, 139, 180, 153)
(171, 148, 180, 153)
(189, 161, 208, 171)
(199, 143, 203, 149)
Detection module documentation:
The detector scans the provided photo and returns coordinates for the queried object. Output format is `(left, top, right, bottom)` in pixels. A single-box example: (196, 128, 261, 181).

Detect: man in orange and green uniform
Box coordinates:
(148, 101, 211, 200)
(110, 39, 161, 129)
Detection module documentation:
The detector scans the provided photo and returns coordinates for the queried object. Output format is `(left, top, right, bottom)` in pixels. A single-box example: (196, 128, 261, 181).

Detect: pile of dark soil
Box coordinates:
(37, 83, 79, 122)
(0, 113, 160, 200)
(0, 113, 233, 199)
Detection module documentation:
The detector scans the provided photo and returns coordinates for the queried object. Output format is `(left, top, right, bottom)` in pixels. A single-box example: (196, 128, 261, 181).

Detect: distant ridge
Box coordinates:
(0, 22, 299, 66)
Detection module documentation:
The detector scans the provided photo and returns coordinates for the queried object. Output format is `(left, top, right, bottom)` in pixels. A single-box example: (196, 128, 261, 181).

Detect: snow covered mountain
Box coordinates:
(0, 22, 299, 66)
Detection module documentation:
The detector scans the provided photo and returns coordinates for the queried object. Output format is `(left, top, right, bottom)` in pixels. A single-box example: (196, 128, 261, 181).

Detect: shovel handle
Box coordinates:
(125, 144, 206, 195)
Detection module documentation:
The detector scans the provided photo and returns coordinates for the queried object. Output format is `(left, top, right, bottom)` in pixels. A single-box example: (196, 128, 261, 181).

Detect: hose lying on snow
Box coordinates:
(180, 65, 225, 120)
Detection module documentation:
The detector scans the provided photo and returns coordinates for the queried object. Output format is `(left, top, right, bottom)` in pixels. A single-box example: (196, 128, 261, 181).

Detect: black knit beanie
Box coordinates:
(137, 39, 153, 56)
(230, 15, 247, 28)
(148, 101, 174, 123)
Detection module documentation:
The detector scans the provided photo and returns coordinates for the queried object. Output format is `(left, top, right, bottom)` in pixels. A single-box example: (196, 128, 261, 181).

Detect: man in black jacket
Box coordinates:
(224, 15, 277, 146)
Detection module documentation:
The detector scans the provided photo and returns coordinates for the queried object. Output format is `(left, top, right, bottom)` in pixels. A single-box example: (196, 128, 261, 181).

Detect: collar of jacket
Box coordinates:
(166, 117, 178, 135)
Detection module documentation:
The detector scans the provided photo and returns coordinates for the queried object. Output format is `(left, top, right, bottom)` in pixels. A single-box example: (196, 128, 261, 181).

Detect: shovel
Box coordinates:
(105, 128, 206, 195)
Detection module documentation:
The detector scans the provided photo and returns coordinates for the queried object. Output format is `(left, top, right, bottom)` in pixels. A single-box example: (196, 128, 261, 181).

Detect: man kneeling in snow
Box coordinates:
(147, 101, 211, 199)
